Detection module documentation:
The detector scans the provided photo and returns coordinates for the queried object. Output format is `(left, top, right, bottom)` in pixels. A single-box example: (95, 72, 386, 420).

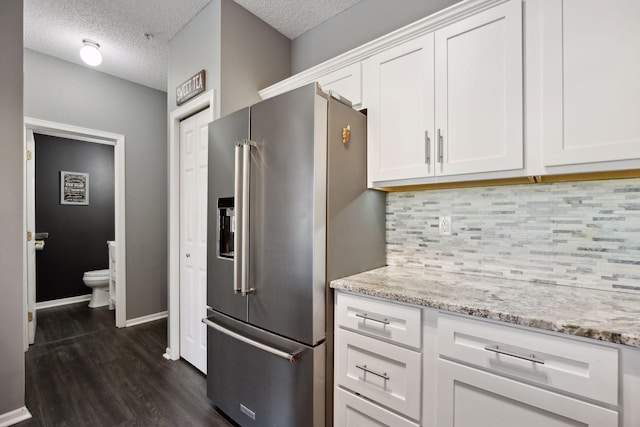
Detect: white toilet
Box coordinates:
(83, 269, 110, 308)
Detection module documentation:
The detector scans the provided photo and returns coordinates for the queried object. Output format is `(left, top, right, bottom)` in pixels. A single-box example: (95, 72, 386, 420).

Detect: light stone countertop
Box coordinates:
(330, 266, 640, 348)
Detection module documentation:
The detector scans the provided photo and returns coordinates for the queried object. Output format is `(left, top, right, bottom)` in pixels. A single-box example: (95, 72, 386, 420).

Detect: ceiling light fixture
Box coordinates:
(80, 39, 102, 66)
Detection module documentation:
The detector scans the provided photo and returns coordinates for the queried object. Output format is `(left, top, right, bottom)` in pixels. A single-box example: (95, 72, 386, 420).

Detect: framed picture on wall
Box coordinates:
(60, 171, 89, 205)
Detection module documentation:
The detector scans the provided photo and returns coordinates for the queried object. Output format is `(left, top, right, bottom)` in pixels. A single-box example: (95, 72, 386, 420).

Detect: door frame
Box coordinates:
(23, 117, 127, 339)
(166, 90, 215, 361)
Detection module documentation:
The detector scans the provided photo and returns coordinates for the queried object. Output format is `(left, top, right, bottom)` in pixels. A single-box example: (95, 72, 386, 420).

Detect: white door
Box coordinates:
(26, 130, 36, 345)
(437, 359, 618, 427)
(542, 0, 640, 167)
(365, 33, 435, 184)
(179, 108, 211, 373)
(434, 0, 523, 176)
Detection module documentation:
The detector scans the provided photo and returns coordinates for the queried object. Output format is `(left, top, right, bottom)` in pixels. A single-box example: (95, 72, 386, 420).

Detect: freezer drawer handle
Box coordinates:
(484, 345, 545, 365)
(355, 364, 390, 380)
(202, 316, 305, 363)
(355, 312, 390, 325)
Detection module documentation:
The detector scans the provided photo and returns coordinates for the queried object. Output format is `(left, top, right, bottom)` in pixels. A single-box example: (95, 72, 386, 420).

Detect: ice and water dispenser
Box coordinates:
(218, 198, 234, 259)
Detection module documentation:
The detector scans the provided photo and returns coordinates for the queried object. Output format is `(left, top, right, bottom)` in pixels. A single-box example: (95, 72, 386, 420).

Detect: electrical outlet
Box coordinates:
(439, 216, 452, 236)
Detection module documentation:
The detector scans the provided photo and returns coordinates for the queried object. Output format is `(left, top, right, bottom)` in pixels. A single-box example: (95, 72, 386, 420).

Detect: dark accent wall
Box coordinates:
(35, 134, 115, 302)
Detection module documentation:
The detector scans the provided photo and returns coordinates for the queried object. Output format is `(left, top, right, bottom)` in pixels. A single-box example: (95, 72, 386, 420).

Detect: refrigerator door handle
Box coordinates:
(241, 141, 255, 295)
(233, 142, 242, 294)
(202, 316, 305, 363)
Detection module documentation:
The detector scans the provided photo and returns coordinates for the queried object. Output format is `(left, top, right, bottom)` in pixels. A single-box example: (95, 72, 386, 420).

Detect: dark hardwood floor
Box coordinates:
(19, 303, 236, 427)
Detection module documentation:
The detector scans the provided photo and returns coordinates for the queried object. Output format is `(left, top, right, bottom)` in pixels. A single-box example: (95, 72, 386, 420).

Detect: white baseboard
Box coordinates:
(0, 406, 32, 427)
(36, 294, 91, 309)
(163, 348, 172, 360)
(125, 311, 168, 328)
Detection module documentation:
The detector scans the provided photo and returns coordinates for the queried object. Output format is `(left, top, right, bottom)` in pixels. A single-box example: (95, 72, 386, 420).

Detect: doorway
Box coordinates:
(24, 118, 127, 349)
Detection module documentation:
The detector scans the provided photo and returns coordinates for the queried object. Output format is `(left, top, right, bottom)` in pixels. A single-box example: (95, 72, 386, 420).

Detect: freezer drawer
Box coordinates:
(205, 311, 325, 427)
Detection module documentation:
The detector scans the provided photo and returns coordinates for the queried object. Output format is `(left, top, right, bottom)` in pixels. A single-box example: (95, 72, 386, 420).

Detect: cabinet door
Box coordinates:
(543, 0, 640, 166)
(317, 63, 362, 107)
(438, 359, 618, 427)
(434, 0, 523, 176)
(365, 34, 435, 183)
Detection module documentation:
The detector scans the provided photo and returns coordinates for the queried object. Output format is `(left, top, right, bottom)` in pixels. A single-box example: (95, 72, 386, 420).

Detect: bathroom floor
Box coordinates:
(32, 302, 114, 346)
(19, 303, 236, 427)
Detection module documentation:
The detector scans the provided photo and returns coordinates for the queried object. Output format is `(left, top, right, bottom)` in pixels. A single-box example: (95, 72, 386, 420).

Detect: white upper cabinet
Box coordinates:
(542, 0, 640, 167)
(259, 62, 363, 108)
(365, 35, 435, 183)
(435, 0, 523, 176)
(366, 0, 523, 186)
(316, 62, 362, 107)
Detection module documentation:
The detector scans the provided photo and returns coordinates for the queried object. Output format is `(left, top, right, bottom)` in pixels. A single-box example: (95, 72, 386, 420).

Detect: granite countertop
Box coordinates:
(330, 266, 640, 348)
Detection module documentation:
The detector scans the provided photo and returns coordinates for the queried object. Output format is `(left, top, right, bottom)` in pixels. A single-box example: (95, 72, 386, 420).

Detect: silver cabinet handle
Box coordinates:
(437, 128, 443, 163)
(484, 345, 545, 365)
(425, 130, 431, 165)
(355, 312, 390, 325)
(202, 316, 305, 363)
(233, 143, 242, 294)
(355, 364, 390, 380)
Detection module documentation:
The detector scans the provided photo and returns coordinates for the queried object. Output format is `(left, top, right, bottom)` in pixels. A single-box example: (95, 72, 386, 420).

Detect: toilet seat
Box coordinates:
(83, 269, 109, 279)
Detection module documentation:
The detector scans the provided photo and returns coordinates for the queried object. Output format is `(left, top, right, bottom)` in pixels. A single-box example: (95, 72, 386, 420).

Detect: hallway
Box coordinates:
(19, 303, 235, 426)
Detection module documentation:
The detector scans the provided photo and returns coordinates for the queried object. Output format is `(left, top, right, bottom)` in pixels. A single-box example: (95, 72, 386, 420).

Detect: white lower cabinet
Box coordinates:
(334, 291, 631, 427)
(335, 291, 423, 426)
(437, 359, 618, 427)
(437, 313, 619, 427)
(335, 329, 421, 420)
(334, 387, 419, 427)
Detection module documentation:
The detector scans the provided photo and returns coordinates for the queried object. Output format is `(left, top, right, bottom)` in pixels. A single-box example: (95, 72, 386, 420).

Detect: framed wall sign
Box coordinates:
(176, 70, 206, 106)
(60, 171, 89, 205)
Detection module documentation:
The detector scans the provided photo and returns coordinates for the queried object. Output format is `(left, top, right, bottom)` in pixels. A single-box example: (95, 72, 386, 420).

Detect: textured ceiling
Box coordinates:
(23, 0, 362, 92)
(235, 0, 361, 39)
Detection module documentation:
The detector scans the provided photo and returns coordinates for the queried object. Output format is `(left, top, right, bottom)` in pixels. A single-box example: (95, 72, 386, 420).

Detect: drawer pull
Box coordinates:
(355, 313, 390, 325)
(355, 364, 390, 380)
(484, 345, 545, 365)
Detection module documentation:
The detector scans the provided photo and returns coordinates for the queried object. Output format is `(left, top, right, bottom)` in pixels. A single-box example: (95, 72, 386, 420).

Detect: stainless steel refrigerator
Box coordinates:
(203, 83, 385, 426)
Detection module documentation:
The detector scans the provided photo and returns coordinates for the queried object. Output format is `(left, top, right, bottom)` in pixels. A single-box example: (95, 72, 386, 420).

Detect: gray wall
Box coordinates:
(219, 0, 291, 115)
(24, 49, 168, 320)
(0, 0, 25, 416)
(168, 0, 290, 116)
(167, 0, 220, 113)
(291, 0, 462, 73)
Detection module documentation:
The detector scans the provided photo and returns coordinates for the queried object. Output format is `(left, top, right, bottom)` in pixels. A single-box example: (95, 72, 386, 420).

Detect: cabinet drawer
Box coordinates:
(438, 313, 619, 405)
(335, 328, 421, 420)
(336, 291, 421, 349)
(334, 387, 419, 427)
(438, 359, 618, 427)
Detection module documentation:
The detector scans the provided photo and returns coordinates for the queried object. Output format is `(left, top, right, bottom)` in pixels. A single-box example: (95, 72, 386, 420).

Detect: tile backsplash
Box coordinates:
(386, 178, 640, 294)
